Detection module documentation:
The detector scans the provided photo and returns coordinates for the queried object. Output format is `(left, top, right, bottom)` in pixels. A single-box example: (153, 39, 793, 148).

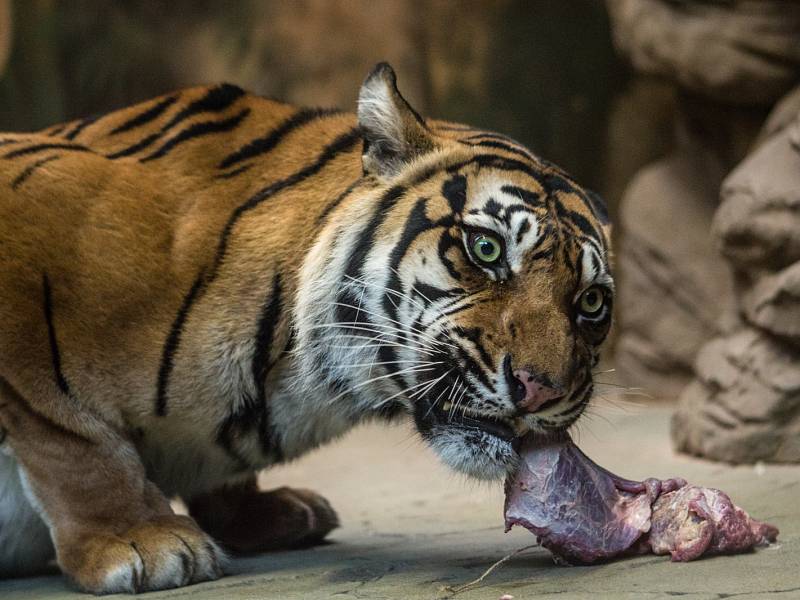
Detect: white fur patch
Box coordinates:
(0, 450, 54, 577)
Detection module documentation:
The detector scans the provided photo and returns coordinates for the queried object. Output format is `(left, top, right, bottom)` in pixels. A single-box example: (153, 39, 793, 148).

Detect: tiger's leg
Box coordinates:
(0, 381, 224, 593)
(187, 476, 339, 554)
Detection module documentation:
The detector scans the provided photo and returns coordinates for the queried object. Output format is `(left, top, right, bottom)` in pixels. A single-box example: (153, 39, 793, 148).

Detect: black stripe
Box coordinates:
(140, 108, 251, 162)
(451, 326, 496, 377)
(154, 128, 361, 415)
(516, 218, 532, 244)
(379, 198, 434, 365)
(342, 184, 407, 285)
(161, 84, 244, 133)
(42, 274, 70, 395)
(381, 197, 434, 328)
(4, 143, 93, 160)
(555, 201, 601, 240)
(108, 84, 244, 160)
(442, 173, 467, 213)
(64, 116, 99, 141)
(217, 107, 341, 170)
(155, 270, 207, 416)
(450, 153, 606, 245)
(215, 164, 253, 180)
(12, 154, 60, 190)
(335, 164, 451, 392)
(500, 185, 540, 207)
(251, 273, 283, 456)
(451, 336, 495, 392)
(469, 140, 535, 162)
(107, 132, 161, 159)
(46, 124, 68, 137)
(213, 129, 361, 279)
(463, 132, 526, 146)
(110, 95, 179, 135)
(216, 273, 284, 465)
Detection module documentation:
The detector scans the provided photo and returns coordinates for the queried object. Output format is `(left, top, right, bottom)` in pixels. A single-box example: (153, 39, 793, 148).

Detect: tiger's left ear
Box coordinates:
(357, 62, 436, 179)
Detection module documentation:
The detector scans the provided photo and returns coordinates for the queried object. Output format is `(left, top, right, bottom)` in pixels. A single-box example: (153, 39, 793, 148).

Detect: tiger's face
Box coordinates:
(295, 64, 612, 479)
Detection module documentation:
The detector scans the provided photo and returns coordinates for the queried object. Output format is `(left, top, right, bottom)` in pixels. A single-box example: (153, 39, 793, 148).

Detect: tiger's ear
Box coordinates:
(357, 62, 435, 179)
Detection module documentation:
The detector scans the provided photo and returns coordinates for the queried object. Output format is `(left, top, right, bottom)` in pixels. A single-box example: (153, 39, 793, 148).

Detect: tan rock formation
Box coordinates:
(609, 0, 800, 462)
(614, 132, 734, 398)
(606, 0, 800, 106)
(673, 96, 800, 463)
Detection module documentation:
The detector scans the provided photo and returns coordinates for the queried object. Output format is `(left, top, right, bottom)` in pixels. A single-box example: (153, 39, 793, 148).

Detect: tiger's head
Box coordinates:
(295, 63, 612, 479)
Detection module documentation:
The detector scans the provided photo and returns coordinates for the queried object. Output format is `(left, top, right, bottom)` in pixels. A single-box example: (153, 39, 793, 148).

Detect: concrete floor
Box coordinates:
(1, 404, 798, 599)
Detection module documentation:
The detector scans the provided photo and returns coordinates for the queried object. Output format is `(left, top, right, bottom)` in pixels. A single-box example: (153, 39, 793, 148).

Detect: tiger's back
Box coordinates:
(0, 84, 362, 447)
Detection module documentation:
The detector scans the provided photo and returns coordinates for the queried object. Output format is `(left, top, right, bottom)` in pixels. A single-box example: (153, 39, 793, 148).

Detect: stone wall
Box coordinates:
(607, 0, 800, 462)
(673, 90, 800, 463)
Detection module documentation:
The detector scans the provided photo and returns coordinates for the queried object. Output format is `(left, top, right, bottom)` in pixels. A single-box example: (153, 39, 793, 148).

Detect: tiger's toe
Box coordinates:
(278, 487, 340, 545)
(64, 516, 224, 594)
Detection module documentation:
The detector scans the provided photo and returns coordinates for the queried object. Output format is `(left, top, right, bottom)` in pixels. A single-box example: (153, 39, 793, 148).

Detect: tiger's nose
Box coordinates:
(503, 356, 564, 413)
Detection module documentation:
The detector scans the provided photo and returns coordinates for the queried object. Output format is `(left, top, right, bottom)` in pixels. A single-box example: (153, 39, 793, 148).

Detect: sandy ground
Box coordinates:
(1, 404, 798, 599)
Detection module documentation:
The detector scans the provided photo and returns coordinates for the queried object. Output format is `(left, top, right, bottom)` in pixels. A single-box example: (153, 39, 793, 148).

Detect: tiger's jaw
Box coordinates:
(412, 398, 521, 480)
(410, 372, 594, 480)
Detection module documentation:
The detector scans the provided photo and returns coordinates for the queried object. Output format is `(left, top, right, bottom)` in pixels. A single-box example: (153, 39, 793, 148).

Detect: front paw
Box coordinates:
(62, 515, 224, 594)
(268, 486, 340, 547)
(190, 484, 339, 554)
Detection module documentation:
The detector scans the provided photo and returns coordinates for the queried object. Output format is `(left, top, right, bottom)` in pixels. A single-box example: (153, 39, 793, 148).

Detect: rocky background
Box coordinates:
(607, 0, 800, 463)
(1, 0, 798, 464)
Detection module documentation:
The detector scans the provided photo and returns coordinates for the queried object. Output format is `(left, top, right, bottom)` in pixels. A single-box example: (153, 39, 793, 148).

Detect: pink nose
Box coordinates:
(513, 369, 564, 413)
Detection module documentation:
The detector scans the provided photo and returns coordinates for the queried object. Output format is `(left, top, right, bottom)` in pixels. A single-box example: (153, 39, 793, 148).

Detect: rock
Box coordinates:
(614, 137, 735, 398)
(715, 105, 800, 275)
(672, 326, 800, 463)
(606, 0, 800, 106)
(673, 94, 800, 463)
(713, 105, 800, 341)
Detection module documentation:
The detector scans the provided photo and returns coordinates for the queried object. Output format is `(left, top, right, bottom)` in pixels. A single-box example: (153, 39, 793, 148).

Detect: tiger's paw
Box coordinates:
(190, 484, 339, 554)
(62, 515, 224, 594)
(265, 486, 340, 548)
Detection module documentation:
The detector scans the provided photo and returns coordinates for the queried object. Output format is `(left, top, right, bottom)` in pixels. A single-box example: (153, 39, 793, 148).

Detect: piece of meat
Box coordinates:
(649, 485, 779, 561)
(504, 433, 778, 564)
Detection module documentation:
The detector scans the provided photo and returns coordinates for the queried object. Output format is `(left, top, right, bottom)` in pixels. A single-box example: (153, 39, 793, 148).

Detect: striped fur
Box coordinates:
(0, 63, 611, 593)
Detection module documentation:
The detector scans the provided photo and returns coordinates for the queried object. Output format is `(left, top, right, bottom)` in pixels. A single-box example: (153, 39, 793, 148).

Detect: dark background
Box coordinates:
(0, 1, 648, 206)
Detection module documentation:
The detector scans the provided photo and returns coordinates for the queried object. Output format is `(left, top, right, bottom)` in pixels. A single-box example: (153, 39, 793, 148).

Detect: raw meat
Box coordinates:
(504, 433, 778, 564)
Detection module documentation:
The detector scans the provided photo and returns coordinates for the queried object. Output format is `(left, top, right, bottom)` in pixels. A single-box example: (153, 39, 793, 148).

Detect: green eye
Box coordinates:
(578, 286, 605, 316)
(470, 233, 503, 264)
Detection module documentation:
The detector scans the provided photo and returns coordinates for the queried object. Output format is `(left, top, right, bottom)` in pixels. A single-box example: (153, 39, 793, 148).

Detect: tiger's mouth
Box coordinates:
(432, 400, 518, 441)
(421, 392, 555, 443)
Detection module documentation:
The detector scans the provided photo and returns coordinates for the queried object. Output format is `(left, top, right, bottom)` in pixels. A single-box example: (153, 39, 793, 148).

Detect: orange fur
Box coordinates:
(0, 64, 611, 593)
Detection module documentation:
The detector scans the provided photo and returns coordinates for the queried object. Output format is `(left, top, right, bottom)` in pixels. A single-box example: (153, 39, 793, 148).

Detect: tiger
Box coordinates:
(0, 63, 612, 593)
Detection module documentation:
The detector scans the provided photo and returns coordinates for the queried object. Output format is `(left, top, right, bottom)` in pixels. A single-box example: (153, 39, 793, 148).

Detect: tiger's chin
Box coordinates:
(425, 425, 520, 481)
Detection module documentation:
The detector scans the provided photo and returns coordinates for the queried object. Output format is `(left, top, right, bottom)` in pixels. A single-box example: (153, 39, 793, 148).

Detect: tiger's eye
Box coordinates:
(472, 234, 502, 264)
(578, 286, 605, 316)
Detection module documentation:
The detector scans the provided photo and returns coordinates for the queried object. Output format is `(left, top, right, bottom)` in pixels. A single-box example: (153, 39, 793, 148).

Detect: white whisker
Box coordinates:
(423, 376, 453, 420)
(324, 364, 437, 406)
